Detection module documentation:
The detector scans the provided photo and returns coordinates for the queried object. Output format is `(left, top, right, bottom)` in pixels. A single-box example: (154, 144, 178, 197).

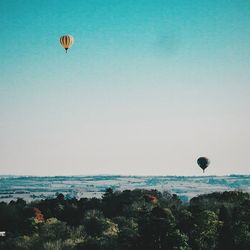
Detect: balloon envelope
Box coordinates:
(60, 35, 74, 52)
(197, 157, 210, 172)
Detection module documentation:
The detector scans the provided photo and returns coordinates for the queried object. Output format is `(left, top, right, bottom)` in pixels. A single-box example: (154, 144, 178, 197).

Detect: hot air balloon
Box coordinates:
(197, 157, 210, 173)
(60, 35, 74, 53)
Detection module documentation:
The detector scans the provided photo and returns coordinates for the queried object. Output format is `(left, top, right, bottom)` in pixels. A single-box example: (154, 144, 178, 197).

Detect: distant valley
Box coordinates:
(0, 175, 249, 202)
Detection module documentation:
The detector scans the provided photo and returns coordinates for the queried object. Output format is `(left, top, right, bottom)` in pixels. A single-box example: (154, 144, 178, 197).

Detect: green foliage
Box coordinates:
(0, 190, 249, 249)
(191, 210, 222, 250)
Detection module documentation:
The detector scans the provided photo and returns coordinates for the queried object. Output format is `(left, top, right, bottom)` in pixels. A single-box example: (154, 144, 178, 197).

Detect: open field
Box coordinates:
(0, 175, 249, 202)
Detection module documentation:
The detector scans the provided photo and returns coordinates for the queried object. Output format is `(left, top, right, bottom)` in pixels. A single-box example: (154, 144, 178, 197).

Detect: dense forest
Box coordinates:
(0, 189, 249, 250)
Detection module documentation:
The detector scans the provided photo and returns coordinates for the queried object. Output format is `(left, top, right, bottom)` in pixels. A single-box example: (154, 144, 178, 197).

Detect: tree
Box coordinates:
(190, 210, 222, 250)
(218, 205, 234, 250)
(138, 206, 189, 250)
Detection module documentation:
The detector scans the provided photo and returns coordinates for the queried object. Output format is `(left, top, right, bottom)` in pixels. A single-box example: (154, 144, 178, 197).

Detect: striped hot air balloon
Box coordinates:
(60, 35, 74, 53)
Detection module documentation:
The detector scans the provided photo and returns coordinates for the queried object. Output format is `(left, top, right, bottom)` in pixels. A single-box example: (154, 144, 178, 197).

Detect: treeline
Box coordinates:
(0, 189, 249, 250)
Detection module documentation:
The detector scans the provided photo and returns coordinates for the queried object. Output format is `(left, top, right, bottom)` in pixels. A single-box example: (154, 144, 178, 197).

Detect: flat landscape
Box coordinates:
(1, 175, 249, 203)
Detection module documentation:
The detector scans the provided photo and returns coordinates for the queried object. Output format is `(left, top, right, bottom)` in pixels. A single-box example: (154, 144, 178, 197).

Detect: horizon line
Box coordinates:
(0, 173, 249, 178)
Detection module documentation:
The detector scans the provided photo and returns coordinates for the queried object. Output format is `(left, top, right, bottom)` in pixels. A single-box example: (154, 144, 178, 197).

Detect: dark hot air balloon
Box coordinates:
(197, 157, 210, 173)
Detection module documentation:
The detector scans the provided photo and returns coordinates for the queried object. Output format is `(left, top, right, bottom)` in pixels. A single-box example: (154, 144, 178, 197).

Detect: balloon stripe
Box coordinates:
(67, 36, 70, 47)
(60, 37, 63, 47)
(64, 36, 67, 48)
(66, 36, 69, 47)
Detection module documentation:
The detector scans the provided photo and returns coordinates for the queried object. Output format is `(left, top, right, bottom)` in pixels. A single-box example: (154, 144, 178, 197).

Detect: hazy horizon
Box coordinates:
(1, 0, 250, 176)
(1, 173, 249, 177)
(1, 175, 249, 204)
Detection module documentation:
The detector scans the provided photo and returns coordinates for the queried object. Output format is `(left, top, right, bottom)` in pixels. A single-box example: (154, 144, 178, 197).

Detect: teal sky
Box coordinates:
(1, 0, 250, 175)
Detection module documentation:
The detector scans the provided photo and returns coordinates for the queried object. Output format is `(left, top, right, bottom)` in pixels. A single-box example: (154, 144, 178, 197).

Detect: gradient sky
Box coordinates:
(1, 0, 250, 176)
